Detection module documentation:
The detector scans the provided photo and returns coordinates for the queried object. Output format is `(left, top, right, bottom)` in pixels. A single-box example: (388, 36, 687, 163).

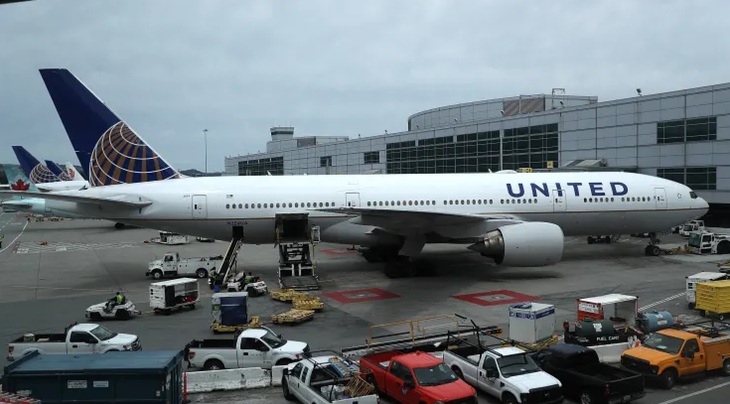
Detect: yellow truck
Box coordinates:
(696, 279, 730, 318)
(620, 325, 730, 389)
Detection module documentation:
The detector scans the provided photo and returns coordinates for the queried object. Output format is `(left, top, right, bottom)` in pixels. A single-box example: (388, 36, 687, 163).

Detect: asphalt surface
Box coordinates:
(2, 214, 730, 404)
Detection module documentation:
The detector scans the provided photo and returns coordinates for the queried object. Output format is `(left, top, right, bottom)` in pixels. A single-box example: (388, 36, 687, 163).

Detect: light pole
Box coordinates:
(203, 129, 208, 175)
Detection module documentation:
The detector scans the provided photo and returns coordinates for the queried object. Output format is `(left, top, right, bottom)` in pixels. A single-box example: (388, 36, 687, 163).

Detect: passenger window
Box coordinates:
(225, 204, 230, 209)
(482, 356, 497, 372)
(291, 363, 304, 378)
(683, 339, 700, 356)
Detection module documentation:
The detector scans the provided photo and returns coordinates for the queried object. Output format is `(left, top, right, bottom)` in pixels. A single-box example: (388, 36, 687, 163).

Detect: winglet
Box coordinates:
(39, 68, 180, 187)
(45, 160, 72, 181)
(12, 146, 59, 184)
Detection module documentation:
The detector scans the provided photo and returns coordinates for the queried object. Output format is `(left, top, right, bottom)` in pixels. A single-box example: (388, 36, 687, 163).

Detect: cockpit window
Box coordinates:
(690, 192, 698, 199)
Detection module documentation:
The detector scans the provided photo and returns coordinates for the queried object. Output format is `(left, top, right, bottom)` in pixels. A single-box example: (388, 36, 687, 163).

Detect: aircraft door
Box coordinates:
(552, 189, 567, 212)
(191, 195, 208, 219)
(345, 192, 360, 208)
(654, 187, 667, 209)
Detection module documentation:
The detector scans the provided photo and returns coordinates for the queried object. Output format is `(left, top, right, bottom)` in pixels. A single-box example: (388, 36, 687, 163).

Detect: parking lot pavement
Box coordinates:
(3, 219, 730, 403)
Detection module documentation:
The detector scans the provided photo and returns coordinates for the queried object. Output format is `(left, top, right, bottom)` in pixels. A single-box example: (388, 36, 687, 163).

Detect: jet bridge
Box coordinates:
(208, 226, 244, 290)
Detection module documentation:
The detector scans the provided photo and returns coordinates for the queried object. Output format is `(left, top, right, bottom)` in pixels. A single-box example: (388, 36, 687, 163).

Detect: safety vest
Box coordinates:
(116, 294, 124, 304)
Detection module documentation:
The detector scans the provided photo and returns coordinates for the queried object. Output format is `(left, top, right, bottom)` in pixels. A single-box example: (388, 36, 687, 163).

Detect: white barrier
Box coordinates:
(187, 367, 271, 393)
(590, 339, 638, 364)
(271, 365, 287, 387)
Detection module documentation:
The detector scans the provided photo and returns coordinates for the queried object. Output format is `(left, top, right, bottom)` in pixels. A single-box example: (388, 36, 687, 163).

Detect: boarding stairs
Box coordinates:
(278, 243, 321, 291)
(209, 234, 244, 290)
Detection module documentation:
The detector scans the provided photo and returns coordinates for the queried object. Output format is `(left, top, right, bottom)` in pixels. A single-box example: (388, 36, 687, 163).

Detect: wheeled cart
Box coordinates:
(149, 278, 199, 315)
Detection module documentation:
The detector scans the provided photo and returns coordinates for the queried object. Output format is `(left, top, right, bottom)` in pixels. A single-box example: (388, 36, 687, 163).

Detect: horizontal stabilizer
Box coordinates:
(0, 190, 152, 208)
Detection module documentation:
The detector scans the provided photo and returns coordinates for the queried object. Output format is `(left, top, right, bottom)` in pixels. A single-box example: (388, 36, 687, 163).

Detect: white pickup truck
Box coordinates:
(442, 344, 564, 404)
(146, 251, 222, 279)
(186, 327, 309, 370)
(7, 323, 142, 362)
(282, 353, 379, 404)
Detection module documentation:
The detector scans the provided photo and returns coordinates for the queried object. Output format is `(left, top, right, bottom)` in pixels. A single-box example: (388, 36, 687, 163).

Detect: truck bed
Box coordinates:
(189, 339, 236, 349)
(12, 334, 65, 343)
(573, 362, 640, 382)
(360, 351, 402, 370)
(444, 346, 482, 365)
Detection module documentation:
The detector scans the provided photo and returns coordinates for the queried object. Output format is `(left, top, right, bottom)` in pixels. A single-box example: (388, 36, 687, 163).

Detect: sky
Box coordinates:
(0, 0, 728, 172)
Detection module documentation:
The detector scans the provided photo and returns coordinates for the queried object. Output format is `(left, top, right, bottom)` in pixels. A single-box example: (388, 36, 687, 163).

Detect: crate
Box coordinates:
(271, 309, 315, 324)
(292, 296, 324, 311)
(270, 289, 309, 302)
(696, 280, 730, 314)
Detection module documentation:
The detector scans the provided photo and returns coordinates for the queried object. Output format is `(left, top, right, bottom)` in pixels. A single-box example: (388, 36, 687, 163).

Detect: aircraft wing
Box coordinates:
(315, 207, 522, 236)
(0, 190, 152, 208)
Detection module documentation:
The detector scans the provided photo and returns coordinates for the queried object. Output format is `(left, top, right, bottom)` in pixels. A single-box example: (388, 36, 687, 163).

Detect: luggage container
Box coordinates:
(686, 272, 730, 309)
(696, 279, 730, 317)
(577, 294, 638, 326)
(508, 302, 555, 344)
(149, 278, 199, 315)
(1, 350, 185, 404)
(210, 291, 248, 333)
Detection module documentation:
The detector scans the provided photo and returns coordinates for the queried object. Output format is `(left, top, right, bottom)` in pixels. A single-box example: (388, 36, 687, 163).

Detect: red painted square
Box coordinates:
(319, 248, 356, 256)
(323, 288, 400, 304)
(452, 290, 538, 307)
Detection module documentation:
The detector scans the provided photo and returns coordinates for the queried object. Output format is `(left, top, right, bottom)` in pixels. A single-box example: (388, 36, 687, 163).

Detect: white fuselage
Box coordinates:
(43, 171, 708, 246)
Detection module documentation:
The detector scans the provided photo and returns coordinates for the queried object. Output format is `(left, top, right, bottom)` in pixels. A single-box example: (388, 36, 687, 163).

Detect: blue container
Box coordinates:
(220, 295, 248, 326)
(2, 350, 185, 404)
(638, 310, 675, 332)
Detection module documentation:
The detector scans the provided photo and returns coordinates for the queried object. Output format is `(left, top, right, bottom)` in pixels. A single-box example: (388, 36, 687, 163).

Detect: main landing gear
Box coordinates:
(360, 238, 423, 279)
(644, 232, 662, 256)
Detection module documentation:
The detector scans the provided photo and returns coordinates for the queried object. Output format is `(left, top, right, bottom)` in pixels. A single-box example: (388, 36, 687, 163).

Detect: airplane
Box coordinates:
(1, 68, 710, 278)
(11, 146, 87, 192)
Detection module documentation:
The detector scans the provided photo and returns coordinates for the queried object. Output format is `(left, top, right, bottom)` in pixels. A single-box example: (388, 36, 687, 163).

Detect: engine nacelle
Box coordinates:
(468, 222, 564, 267)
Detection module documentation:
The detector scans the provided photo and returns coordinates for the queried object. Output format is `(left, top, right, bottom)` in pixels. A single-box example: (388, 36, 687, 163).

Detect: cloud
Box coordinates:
(0, 0, 728, 171)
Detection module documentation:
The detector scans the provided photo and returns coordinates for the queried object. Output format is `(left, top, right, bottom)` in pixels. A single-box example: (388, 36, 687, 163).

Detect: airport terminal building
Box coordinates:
(224, 82, 730, 205)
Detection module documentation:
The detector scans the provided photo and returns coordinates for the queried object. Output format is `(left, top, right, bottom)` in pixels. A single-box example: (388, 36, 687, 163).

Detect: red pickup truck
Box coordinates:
(360, 350, 477, 404)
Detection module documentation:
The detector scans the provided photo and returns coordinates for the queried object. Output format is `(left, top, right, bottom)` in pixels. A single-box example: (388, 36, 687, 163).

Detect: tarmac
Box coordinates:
(2, 212, 730, 404)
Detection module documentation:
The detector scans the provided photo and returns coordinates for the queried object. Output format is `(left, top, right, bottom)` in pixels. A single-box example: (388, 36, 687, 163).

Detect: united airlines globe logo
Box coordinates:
(57, 171, 72, 181)
(89, 121, 180, 186)
(29, 164, 60, 184)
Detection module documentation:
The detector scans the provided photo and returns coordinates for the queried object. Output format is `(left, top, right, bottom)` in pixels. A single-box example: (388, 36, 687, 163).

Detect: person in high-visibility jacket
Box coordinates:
(0, 233, 4, 248)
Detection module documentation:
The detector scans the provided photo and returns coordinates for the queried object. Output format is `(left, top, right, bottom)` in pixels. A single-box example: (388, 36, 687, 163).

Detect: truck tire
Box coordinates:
(151, 270, 163, 280)
(660, 368, 677, 389)
(115, 310, 130, 320)
(89, 312, 102, 321)
(282, 378, 294, 401)
(580, 390, 595, 404)
(688, 302, 696, 310)
(451, 366, 464, 380)
(203, 359, 224, 370)
(502, 393, 518, 404)
(723, 359, 730, 376)
(276, 358, 294, 366)
(718, 241, 730, 255)
(196, 268, 208, 278)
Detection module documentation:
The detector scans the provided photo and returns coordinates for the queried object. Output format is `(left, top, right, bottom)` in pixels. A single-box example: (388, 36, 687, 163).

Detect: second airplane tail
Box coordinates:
(39, 68, 180, 187)
(12, 146, 60, 185)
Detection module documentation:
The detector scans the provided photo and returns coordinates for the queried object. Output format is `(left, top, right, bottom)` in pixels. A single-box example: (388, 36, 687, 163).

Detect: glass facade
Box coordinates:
(657, 117, 717, 143)
(385, 125, 558, 174)
(363, 151, 380, 164)
(657, 167, 716, 190)
(238, 156, 284, 176)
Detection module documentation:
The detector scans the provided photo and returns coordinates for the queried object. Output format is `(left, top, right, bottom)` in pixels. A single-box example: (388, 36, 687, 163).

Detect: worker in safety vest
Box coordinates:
(244, 272, 254, 284)
(0, 233, 4, 248)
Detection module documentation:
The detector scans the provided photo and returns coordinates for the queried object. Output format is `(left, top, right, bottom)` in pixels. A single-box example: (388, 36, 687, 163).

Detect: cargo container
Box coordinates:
(2, 350, 185, 404)
(696, 279, 730, 317)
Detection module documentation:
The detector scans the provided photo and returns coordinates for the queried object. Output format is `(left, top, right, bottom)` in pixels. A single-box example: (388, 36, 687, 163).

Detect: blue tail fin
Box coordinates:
(45, 160, 72, 181)
(11, 146, 60, 184)
(39, 68, 180, 187)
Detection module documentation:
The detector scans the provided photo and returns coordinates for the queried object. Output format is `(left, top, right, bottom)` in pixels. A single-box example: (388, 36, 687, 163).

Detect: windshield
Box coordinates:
(261, 330, 286, 348)
(413, 363, 459, 387)
(497, 354, 541, 377)
(690, 191, 698, 199)
(90, 325, 117, 341)
(688, 233, 701, 247)
(643, 333, 684, 354)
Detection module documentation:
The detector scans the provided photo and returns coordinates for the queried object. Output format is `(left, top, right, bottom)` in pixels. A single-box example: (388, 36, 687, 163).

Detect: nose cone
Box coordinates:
(698, 196, 710, 214)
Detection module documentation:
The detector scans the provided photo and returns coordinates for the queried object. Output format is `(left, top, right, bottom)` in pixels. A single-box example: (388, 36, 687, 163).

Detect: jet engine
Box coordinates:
(468, 222, 564, 266)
